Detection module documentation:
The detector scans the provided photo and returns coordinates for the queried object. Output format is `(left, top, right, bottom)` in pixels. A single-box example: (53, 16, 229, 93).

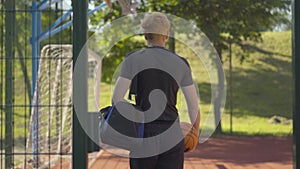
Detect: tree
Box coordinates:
(144, 0, 291, 133)
(89, 0, 147, 82)
(89, 0, 291, 134)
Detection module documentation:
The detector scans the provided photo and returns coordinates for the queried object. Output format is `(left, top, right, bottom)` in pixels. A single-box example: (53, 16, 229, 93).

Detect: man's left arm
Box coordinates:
(112, 77, 131, 104)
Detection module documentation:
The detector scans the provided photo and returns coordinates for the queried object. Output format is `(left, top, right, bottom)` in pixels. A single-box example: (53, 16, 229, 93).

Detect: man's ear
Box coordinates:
(165, 31, 170, 41)
(144, 33, 148, 40)
(164, 35, 169, 42)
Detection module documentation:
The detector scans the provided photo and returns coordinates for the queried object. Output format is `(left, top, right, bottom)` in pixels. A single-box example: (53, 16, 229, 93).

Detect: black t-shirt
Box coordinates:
(120, 46, 193, 122)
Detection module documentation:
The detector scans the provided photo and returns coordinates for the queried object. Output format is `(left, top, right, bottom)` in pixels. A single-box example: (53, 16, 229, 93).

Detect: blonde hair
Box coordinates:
(141, 12, 170, 36)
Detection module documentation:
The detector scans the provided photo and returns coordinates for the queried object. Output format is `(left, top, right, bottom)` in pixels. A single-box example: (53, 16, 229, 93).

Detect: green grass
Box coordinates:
(195, 31, 292, 136)
(2, 31, 293, 145)
(221, 31, 292, 136)
(95, 31, 293, 137)
(156, 31, 292, 137)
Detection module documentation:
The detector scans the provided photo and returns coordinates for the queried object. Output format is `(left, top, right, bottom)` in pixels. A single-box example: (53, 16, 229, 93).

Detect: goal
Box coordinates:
(25, 44, 102, 168)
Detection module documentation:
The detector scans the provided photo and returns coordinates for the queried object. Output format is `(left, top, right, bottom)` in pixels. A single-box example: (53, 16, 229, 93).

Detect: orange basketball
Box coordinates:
(180, 122, 199, 152)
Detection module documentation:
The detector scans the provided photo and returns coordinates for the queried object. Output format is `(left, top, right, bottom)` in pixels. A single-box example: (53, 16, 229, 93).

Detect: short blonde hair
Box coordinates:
(141, 12, 170, 36)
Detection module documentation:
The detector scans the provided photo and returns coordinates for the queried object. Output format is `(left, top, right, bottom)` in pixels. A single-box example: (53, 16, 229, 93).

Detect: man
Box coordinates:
(112, 12, 200, 169)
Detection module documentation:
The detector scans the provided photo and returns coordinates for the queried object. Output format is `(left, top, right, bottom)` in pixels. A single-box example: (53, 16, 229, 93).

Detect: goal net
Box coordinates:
(25, 44, 101, 169)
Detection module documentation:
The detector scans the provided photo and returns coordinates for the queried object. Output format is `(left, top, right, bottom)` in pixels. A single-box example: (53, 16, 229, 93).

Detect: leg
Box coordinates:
(155, 140, 184, 169)
(130, 156, 158, 169)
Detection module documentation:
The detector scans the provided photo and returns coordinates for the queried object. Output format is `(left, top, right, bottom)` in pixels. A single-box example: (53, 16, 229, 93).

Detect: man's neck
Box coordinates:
(147, 41, 166, 48)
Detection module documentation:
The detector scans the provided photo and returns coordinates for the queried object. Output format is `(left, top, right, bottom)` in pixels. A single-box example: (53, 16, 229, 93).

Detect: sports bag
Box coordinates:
(99, 102, 144, 151)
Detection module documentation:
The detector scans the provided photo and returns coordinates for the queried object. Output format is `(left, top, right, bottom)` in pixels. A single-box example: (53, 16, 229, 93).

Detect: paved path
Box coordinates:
(88, 136, 293, 169)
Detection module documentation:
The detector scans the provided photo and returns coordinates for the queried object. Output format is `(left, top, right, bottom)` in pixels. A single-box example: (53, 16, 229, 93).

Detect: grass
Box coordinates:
(154, 31, 292, 137)
(93, 31, 293, 137)
(221, 31, 292, 136)
(203, 31, 292, 136)
(1, 31, 293, 147)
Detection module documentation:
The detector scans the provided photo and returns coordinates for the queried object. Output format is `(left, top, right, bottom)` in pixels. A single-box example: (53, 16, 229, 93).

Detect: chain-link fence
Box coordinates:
(0, 1, 73, 168)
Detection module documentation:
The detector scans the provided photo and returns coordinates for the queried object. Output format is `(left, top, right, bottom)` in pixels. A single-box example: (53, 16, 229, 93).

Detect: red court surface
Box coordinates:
(88, 136, 293, 169)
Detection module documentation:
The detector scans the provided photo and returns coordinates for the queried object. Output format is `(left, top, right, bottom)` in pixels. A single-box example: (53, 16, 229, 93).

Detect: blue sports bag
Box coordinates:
(99, 102, 144, 151)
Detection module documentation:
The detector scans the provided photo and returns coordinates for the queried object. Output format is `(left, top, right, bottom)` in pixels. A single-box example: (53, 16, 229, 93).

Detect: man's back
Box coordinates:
(121, 46, 193, 122)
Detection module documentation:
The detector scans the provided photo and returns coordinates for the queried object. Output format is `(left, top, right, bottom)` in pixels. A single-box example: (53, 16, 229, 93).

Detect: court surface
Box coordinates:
(88, 136, 293, 169)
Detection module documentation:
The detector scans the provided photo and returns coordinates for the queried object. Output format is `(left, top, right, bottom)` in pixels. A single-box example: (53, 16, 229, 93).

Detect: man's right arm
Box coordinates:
(181, 84, 200, 134)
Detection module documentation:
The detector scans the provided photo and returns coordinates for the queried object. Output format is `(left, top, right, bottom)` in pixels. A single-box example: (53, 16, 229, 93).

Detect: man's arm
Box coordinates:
(112, 77, 131, 104)
(181, 84, 200, 134)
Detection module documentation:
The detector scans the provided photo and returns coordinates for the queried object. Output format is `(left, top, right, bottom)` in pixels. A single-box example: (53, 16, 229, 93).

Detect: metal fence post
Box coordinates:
(72, 0, 88, 168)
(5, 0, 14, 168)
(293, 0, 299, 168)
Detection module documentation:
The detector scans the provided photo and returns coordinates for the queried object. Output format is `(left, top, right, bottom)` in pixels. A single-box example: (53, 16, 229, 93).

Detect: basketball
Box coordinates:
(180, 122, 199, 152)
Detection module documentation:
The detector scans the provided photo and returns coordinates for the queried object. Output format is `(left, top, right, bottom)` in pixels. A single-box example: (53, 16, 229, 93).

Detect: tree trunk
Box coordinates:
(213, 45, 224, 134)
(16, 42, 31, 103)
(168, 27, 175, 53)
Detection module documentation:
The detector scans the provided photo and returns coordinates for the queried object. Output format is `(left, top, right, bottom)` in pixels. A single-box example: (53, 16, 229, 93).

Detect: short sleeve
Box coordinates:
(180, 58, 194, 87)
(120, 56, 132, 80)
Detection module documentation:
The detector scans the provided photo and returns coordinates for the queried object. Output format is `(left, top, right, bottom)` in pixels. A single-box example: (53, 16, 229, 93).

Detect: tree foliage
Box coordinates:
(89, 1, 147, 82)
(90, 0, 291, 69)
(146, 0, 291, 58)
(140, 0, 291, 133)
